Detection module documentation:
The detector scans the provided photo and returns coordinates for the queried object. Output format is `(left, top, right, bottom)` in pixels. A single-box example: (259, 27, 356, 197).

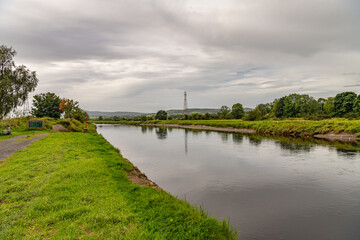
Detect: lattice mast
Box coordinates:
(183, 91, 188, 117)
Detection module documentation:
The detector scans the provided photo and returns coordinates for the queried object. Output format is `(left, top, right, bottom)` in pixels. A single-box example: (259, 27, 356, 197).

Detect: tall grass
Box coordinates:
(0, 133, 237, 239)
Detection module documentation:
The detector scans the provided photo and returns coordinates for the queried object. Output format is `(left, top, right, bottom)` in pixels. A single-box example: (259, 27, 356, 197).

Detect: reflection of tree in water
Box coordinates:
(141, 126, 147, 134)
(232, 133, 244, 144)
(156, 128, 168, 140)
(276, 141, 313, 153)
(191, 130, 201, 136)
(218, 132, 229, 143)
(205, 130, 211, 136)
(248, 136, 262, 146)
(336, 148, 359, 158)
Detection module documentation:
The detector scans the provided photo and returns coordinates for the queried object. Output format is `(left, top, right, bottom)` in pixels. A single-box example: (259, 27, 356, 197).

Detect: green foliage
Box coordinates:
(353, 95, 360, 116)
(98, 116, 103, 120)
(323, 97, 335, 115)
(231, 103, 244, 119)
(31, 92, 62, 118)
(256, 103, 272, 117)
(245, 108, 262, 121)
(274, 97, 285, 118)
(0, 133, 237, 239)
(218, 106, 231, 119)
(0, 45, 38, 119)
(334, 92, 357, 117)
(155, 110, 167, 120)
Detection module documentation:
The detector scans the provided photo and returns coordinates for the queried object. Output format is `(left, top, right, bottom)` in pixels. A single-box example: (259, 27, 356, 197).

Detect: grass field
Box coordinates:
(93, 119, 360, 137)
(0, 132, 236, 239)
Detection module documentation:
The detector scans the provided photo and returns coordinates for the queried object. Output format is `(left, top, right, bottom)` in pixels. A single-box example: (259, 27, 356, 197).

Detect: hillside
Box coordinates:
(86, 110, 147, 117)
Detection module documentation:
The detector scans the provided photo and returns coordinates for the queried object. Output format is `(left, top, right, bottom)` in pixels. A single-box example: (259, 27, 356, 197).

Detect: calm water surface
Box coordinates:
(97, 124, 360, 240)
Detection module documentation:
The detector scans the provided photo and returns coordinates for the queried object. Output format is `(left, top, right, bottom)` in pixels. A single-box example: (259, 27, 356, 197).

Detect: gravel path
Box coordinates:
(0, 134, 48, 162)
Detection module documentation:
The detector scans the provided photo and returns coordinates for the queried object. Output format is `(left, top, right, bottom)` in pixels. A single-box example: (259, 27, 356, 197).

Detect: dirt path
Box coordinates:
(0, 134, 48, 162)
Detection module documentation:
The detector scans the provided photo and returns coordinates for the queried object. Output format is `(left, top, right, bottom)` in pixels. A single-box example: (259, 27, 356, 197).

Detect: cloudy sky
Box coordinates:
(1, 0, 360, 112)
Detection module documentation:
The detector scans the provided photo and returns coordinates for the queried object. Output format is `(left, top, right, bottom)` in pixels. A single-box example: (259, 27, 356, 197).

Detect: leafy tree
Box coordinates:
(256, 103, 272, 117)
(218, 106, 230, 119)
(317, 98, 326, 114)
(155, 110, 167, 120)
(334, 92, 357, 117)
(191, 113, 201, 120)
(31, 92, 62, 118)
(231, 103, 245, 119)
(113, 116, 120, 121)
(274, 97, 285, 118)
(353, 95, 360, 117)
(59, 98, 79, 118)
(246, 108, 262, 121)
(323, 97, 335, 116)
(203, 112, 211, 120)
(140, 115, 147, 121)
(98, 116, 103, 120)
(0, 45, 38, 119)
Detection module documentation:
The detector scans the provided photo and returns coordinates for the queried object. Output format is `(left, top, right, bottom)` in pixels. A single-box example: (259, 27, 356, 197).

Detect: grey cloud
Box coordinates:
(1, 0, 360, 111)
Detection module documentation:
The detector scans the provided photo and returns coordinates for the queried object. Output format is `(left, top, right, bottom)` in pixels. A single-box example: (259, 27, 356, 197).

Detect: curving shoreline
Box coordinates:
(139, 123, 360, 142)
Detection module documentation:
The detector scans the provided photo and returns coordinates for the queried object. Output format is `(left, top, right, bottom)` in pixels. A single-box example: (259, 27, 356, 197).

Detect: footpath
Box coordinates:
(0, 134, 48, 161)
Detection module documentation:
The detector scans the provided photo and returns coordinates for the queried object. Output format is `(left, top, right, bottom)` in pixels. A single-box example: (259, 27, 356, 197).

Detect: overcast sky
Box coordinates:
(1, 0, 360, 112)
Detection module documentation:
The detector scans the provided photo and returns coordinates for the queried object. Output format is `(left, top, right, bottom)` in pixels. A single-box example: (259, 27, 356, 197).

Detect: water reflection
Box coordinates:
(336, 148, 359, 158)
(232, 133, 244, 144)
(248, 135, 262, 146)
(155, 127, 168, 140)
(219, 132, 229, 143)
(276, 141, 313, 153)
(97, 124, 360, 240)
(185, 130, 188, 154)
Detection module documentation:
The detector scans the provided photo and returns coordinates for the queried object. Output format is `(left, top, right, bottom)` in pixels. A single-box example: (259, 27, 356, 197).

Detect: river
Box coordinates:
(97, 124, 360, 240)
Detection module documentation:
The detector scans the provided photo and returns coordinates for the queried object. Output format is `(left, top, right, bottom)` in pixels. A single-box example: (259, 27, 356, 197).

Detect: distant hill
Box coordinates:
(87, 107, 253, 118)
(166, 108, 219, 116)
(86, 111, 147, 117)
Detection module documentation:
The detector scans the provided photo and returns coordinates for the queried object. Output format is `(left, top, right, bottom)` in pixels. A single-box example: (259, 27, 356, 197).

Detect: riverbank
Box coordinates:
(0, 131, 236, 239)
(93, 119, 360, 142)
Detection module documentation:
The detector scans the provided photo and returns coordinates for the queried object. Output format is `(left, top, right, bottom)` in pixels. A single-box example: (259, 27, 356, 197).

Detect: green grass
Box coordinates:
(93, 119, 360, 137)
(0, 132, 236, 239)
(0, 117, 96, 141)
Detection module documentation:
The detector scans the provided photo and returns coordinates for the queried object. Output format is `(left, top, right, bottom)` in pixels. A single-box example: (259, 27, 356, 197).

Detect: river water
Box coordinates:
(97, 124, 360, 240)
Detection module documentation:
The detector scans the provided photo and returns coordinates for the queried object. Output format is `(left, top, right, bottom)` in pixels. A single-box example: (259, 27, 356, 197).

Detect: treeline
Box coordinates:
(181, 91, 360, 121)
(97, 91, 360, 122)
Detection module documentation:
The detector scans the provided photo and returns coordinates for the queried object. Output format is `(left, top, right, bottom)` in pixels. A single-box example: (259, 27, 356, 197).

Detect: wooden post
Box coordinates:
(84, 117, 88, 133)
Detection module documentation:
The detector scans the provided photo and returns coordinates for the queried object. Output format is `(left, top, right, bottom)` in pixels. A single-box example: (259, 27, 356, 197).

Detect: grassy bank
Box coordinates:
(0, 132, 236, 239)
(93, 119, 360, 137)
(0, 117, 96, 141)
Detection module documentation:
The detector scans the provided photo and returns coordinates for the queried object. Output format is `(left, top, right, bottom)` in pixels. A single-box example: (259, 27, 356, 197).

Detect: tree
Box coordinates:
(155, 110, 167, 120)
(274, 97, 285, 118)
(231, 103, 244, 119)
(323, 97, 335, 116)
(246, 108, 262, 121)
(98, 116, 103, 120)
(0, 45, 38, 119)
(334, 92, 357, 117)
(317, 98, 326, 114)
(31, 92, 62, 118)
(256, 103, 272, 117)
(59, 98, 79, 118)
(353, 95, 360, 117)
(218, 106, 231, 119)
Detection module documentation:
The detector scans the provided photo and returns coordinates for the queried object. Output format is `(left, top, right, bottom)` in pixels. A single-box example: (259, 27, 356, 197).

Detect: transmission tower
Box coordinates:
(183, 91, 188, 117)
(23, 99, 31, 117)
